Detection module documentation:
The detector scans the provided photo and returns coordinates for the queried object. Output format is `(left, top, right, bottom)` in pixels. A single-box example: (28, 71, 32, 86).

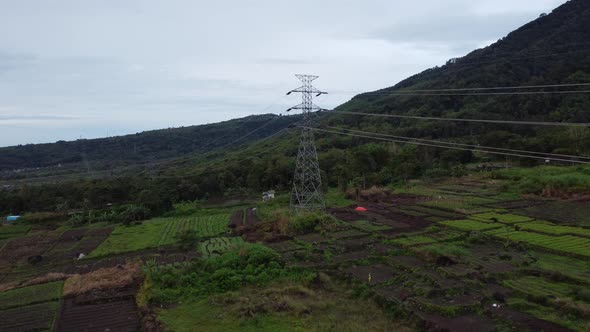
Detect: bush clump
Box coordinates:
(145, 243, 312, 304)
(292, 212, 338, 234)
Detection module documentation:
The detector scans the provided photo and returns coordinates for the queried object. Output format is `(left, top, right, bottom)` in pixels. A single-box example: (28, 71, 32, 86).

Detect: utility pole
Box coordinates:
(286, 74, 327, 211)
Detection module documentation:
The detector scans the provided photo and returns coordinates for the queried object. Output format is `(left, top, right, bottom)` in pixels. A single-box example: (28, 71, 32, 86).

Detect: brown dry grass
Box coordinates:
(63, 262, 142, 296)
(0, 272, 71, 292)
(345, 186, 392, 202)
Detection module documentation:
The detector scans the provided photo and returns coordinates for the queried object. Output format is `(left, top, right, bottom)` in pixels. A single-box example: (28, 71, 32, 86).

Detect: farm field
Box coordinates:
(0, 301, 60, 331)
(88, 213, 230, 257)
(0, 280, 63, 309)
(1, 176, 589, 331)
(0, 225, 30, 240)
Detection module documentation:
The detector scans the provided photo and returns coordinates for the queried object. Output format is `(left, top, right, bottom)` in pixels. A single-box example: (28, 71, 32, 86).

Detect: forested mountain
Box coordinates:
(0, 114, 299, 172)
(2, 0, 590, 214)
(328, 0, 590, 154)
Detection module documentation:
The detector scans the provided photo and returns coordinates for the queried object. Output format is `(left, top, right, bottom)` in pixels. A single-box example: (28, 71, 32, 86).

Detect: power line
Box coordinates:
(323, 126, 590, 161)
(359, 82, 590, 94)
(202, 95, 289, 149)
(4, 118, 295, 184)
(353, 90, 590, 97)
(445, 49, 590, 68)
(307, 126, 590, 165)
(151, 128, 292, 180)
(329, 110, 590, 127)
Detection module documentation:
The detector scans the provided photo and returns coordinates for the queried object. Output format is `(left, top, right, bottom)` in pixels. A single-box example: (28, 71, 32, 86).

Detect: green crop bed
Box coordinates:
(503, 276, 574, 298)
(439, 219, 502, 232)
(390, 235, 436, 247)
(486, 230, 590, 258)
(0, 281, 63, 310)
(0, 301, 60, 331)
(506, 298, 588, 331)
(200, 237, 244, 258)
(532, 252, 590, 284)
(350, 220, 392, 232)
(88, 213, 230, 257)
(518, 222, 590, 238)
(0, 225, 31, 240)
(419, 199, 494, 214)
(157, 214, 230, 245)
(469, 213, 533, 224)
(517, 201, 590, 226)
(87, 218, 169, 257)
(402, 205, 465, 219)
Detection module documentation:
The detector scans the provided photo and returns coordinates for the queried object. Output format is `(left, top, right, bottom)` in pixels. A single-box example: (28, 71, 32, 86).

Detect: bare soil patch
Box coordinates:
(266, 240, 302, 253)
(0, 231, 59, 267)
(0, 301, 60, 332)
(388, 256, 427, 271)
(327, 207, 364, 221)
(331, 251, 370, 265)
(339, 236, 376, 252)
(416, 312, 496, 332)
(486, 306, 572, 332)
(344, 264, 396, 285)
(55, 297, 140, 332)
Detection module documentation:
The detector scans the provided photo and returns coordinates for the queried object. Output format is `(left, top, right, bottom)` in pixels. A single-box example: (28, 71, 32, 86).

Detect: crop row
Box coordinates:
(486, 230, 590, 258)
(518, 222, 590, 238)
(0, 225, 31, 240)
(390, 235, 436, 247)
(470, 213, 533, 224)
(532, 251, 590, 284)
(419, 199, 489, 214)
(502, 276, 573, 298)
(157, 214, 230, 245)
(402, 205, 464, 219)
(439, 219, 502, 232)
(350, 220, 391, 232)
(0, 281, 63, 310)
(0, 301, 60, 331)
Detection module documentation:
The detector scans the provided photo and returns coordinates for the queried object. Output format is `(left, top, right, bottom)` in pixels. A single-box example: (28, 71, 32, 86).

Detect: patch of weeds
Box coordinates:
(145, 243, 314, 304)
(292, 212, 339, 235)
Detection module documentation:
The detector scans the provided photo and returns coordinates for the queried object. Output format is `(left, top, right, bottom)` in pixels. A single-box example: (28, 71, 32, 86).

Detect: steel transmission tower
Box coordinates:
(286, 74, 327, 211)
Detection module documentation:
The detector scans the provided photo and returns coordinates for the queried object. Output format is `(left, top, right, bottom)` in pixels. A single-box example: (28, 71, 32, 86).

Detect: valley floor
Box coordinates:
(1, 175, 590, 331)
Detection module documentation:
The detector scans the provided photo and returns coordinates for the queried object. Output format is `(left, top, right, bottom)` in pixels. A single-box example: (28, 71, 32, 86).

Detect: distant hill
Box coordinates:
(0, 114, 299, 173)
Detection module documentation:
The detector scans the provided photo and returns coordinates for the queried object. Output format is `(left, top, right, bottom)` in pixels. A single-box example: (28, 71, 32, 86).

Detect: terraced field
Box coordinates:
(0, 301, 60, 331)
(156, 213, 230, 245)
(0, 281, 63, 310)
(485, 230, 590, 258)
(440, 219, 502, 232)
(89, 213, 230, 257)
(0, 225, 31, 240)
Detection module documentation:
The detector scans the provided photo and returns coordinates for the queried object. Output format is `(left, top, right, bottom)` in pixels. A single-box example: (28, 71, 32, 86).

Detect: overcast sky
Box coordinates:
(0, 0, 567, 147)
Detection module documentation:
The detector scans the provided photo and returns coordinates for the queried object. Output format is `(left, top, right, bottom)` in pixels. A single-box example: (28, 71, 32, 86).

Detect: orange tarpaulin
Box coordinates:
(355, 207, 368, 211)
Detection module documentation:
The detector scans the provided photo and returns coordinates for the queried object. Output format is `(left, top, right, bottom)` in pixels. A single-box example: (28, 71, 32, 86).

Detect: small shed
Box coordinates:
(262, 190, 276, 201)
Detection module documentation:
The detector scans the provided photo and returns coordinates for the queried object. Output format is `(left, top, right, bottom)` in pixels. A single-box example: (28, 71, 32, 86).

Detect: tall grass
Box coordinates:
(493, 165, 590, 196)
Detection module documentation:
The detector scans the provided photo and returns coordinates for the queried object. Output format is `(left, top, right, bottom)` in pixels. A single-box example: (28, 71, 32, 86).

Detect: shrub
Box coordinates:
(175, 229, 200, 251)
(292, 212, 338, 234)
(145, 243, 312, 304)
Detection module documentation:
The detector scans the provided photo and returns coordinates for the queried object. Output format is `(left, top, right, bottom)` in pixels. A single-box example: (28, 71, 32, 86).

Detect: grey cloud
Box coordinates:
(370, 12, 540, 44)
(0, 115, 80, 121)
(256, 58, 321, 65)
